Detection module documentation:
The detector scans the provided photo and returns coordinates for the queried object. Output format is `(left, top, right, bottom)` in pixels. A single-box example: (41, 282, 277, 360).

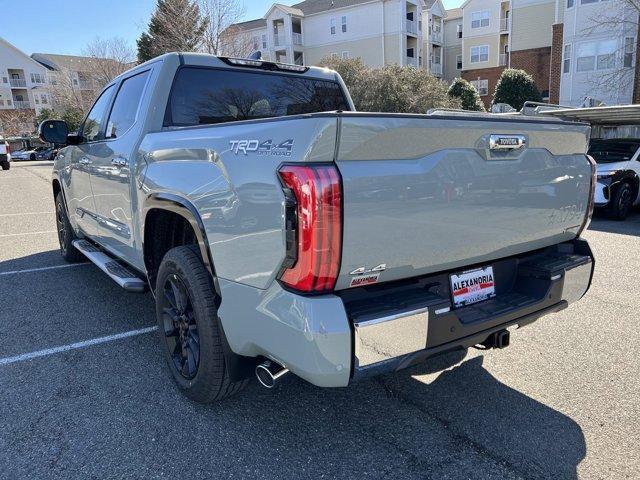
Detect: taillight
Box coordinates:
(278, 164, 342, 293)
(5, 143, 10, 155)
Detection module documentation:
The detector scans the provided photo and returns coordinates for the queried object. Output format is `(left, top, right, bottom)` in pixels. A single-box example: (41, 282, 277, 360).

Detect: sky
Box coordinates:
(2, 0, 464, 57)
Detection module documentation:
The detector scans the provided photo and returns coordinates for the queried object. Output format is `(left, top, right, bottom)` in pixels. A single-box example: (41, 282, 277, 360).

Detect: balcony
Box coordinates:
(500, 17, 510, 32)
(430, 62, 442, 75)
(273, 33, 286, 47)
(430, 31, 442, 44)
(13, 100, 31, 109)
(292, 33, 303, 45)
(406, 56, 418, 67)
(499, 53, 508, 66)
(406, 19, 417, 35)
(9, 78, 26, 88)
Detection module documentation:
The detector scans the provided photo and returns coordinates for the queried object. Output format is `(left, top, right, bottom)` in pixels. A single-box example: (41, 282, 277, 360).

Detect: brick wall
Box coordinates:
(461, 66, 506, 109)
(549, 23, 564, 105)
(511, 46, 552, 99)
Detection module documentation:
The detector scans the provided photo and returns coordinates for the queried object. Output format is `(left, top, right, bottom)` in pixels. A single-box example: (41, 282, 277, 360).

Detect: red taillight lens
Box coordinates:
(5, 143, 10, 155)
(278, 164, 342, 293)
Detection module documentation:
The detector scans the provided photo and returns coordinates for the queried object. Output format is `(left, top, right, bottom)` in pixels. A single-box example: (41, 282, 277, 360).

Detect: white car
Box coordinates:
(589, 139, 640, 220)
(0, 139, 10, 170)
(11, 146, 46, 161)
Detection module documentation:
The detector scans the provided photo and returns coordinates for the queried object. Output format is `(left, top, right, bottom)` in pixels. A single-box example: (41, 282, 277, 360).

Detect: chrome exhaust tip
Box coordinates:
(255, 360, 289, 388)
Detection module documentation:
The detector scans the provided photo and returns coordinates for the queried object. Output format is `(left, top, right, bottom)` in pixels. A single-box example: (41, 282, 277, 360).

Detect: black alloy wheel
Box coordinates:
(161, 273, 200, 380)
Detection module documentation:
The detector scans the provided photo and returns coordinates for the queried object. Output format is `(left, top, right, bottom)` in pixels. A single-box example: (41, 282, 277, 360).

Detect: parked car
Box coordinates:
(588, 138, 640, 220)
(12, 146, 46, 161)
(0, 138, 10, 170)
(40, 53, 596, 404)
(36, 146, 58, 160)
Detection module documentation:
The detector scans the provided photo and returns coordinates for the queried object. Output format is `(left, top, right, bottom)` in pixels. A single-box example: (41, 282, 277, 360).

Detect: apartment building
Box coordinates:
(424, 0, 446, 76)
(226, 0, 426, 68)
(550, 0, 639, 106)
(442, 8, 463, 81)
(0, 37, 51, 115)
(457, 0, 557, 107)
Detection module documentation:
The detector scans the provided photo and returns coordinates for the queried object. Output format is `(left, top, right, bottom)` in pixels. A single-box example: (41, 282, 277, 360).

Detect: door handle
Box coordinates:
(79, 156, 92, 165)
(111, 157, 128, 168)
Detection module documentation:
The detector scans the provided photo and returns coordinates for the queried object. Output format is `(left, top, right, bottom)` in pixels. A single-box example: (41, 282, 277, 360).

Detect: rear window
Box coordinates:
(165, 67, 350, 127)
(588, 141, 640, 164)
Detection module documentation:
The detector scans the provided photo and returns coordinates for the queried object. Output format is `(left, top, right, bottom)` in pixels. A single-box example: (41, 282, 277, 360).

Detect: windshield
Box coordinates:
(588, 141, 640, 164)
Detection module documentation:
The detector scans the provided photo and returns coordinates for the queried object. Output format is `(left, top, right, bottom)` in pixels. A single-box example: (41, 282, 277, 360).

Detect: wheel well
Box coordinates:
(143, 209, 198, 289)
(629, 175, 640, 199)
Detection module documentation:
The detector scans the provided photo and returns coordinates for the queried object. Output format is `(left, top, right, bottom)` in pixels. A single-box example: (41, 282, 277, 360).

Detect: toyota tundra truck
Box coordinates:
(39, 53, 596, 403)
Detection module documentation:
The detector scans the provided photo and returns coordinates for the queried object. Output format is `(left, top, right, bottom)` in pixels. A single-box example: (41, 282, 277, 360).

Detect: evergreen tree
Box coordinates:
(137, 0, 209, 63)
(491, 69, 542, 111)
(447, 78, 486, 111)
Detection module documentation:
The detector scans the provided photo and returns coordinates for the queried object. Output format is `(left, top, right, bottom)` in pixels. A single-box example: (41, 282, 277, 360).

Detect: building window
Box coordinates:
(252, 36, 260, 50)
(341, 16, 347, 33)
(41, 94, 48, 104)
(580, 0, 598, 4)
(330, 18, 336, 35)
(0, 100, 4, 106)
(563, 44, 571, 73)
(471, 79, 489, 96)
(2, 77, 6, 83)
(567, 0, 574, 7)
(331, 52, 339, 59)
(35, 97, 40, 104)
(457, 24, 463, 38)
(30, 73, 45, 84)
(262, 34, 267, 49)
(624, 37, 635, 68)
(342, 51, 349, 59)
(576, 40, 616, 72)
(471, 11, 490, 29)
(456, 54, 463, 70)
(6, 100, 11, 106)
(470, 45, 489, 63)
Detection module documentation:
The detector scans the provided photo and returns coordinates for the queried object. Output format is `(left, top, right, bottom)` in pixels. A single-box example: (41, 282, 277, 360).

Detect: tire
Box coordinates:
(55, 192, 84, 262)
(156, 245, 248, 403)
(29, 153, 36, 161)
(608, 182, 633, 221)
(1, 161, 9, 171)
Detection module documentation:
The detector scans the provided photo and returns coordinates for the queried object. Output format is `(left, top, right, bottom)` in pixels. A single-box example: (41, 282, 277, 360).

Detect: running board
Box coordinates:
(72, 240, 147, 293)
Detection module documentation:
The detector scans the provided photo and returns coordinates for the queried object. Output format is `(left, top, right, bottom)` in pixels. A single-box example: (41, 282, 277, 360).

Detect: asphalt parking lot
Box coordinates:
(0, 161, 638, 479)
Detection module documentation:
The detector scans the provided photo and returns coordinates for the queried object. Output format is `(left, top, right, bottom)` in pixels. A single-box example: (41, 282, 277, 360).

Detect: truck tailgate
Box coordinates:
(334, 113, 592, 290)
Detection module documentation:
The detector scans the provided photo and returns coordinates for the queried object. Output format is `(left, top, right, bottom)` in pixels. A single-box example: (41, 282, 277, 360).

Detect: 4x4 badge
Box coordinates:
(349, 264, 386, 276)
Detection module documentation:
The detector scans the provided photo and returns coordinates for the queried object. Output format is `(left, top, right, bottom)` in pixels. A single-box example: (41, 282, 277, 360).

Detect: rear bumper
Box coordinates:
(218, 239, 594, 388)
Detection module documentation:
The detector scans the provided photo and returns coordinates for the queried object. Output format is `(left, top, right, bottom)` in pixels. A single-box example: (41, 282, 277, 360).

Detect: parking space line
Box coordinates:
(0, 211, 53, 217)
(0, 263, 89, 276)
(0, 326, 158, 367)
(0, 230, 56, 238)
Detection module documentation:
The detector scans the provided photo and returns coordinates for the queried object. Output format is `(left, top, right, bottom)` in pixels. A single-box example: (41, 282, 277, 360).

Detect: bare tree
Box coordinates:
(0, 110, 37, 137)
(82, 37, 136, 89)
(580, 0, 639, 102)
(200, 0, 252, 57)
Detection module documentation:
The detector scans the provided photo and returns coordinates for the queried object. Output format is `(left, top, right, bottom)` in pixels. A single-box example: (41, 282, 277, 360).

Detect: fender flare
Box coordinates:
(142, 193, 217, 293)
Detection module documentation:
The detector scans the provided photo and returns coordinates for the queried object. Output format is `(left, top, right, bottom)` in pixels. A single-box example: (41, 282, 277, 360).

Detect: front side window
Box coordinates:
(105, 70, 150, 139)
(471, 11, 490, 28)
(563, 44, 572, 73)
(165, 67, 350, 127)
(471, 45, 489, 63)
(81, 84, 115, 142)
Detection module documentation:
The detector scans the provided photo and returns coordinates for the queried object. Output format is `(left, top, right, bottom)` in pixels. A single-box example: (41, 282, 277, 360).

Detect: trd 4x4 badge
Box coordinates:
(229, 139, 294, 156)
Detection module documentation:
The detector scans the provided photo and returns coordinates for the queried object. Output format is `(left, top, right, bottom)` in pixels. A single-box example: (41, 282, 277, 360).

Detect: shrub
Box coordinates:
(447, 78, 486, 111)
(319, 57, 459, 113)
(491, 68, 542, 111)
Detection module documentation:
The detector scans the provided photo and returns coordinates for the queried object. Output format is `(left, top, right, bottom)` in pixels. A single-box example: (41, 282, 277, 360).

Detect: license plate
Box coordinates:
(450, 266, 496, 308)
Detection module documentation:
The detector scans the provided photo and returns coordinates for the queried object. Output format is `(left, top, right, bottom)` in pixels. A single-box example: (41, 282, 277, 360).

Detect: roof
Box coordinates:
(540, 105, 640, 126)
(445, 7, 462, 19)
(31, 53, 115, 72)
(0, 37, 49, 71)
(291, 0, 373, 16)
(232, 18, 268, 31)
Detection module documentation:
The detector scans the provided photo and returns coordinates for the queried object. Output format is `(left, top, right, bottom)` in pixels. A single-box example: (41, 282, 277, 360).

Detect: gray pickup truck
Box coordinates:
(40, 53, 596, 404)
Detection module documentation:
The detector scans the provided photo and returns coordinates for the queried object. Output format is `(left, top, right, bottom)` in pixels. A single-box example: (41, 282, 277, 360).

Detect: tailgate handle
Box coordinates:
(489, 134, 527, 150)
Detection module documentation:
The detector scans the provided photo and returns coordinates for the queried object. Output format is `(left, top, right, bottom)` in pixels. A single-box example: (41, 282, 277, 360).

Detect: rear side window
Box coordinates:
(165, 67, 350, 127)
(106, 70, 150, 139)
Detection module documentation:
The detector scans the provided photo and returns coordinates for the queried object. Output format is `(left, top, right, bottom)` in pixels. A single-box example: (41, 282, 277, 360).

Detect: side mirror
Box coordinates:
(38, 120, 69, 145)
